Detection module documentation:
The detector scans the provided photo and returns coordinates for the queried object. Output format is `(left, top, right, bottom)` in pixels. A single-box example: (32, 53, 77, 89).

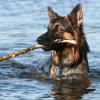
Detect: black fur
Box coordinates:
(37, 3, 89, 76)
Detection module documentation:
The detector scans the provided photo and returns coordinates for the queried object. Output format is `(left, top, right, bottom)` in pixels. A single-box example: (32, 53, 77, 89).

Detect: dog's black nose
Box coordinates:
(37, 35, 46, 45)
(37, 33, 48, 45)
(37, 37, 41, 42)
(37, 37, 41, 44)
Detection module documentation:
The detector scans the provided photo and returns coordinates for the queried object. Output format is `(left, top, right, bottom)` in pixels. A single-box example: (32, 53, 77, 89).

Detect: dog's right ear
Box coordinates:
(48, 6, 59, 21)
(70, 3, 83, 26)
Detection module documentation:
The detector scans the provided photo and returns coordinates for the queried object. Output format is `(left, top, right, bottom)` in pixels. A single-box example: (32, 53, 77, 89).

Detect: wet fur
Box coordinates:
(37, 3, 89, 76)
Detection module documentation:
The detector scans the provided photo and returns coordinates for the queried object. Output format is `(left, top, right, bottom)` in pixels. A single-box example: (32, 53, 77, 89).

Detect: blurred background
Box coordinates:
(0, 0, 100, 100)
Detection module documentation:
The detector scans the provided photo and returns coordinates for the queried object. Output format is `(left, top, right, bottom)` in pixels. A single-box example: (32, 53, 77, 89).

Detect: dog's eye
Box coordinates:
(57, 28, 60, 31)
(57, 28, 63, 32)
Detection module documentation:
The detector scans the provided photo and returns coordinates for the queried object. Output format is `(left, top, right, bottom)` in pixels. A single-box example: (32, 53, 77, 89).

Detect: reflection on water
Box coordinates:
(51, 76, 92, 100)
(0, 0, 100, 100)
(0, 60, 97, 100)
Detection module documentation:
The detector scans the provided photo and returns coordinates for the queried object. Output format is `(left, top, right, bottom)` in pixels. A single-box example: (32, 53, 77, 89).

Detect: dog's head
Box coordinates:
(37, 3, 83, 51)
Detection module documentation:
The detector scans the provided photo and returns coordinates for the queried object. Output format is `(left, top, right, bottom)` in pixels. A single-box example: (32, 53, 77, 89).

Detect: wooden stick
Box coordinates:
(0, 39, 76, 61)
(54, 39, 77, 45)
(0, 44, 44, 61)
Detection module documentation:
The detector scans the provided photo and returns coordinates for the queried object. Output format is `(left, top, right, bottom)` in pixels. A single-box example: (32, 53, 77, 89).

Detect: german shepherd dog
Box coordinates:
(37, 3, 89, 77)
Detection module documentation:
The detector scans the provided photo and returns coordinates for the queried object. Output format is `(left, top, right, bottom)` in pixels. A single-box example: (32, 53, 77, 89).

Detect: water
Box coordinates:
(0, 0, 100, 100)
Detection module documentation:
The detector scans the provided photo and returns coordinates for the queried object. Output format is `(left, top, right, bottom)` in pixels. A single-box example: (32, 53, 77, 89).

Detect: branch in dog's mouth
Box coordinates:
(53, 39, 77, 45)
(38, 39, 77, 51)
(40, 39, 77, 51)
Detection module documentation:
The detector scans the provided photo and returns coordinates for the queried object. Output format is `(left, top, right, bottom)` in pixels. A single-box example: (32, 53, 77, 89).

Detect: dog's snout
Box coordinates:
(37, 34, 43, 45)
(37, 33, 49, 45)
(37, 37, 41, 42)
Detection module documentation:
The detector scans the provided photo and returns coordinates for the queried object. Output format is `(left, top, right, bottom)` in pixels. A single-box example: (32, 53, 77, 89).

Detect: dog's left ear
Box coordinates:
(48, 6, 60, 21)
(70, 3, 83, 26)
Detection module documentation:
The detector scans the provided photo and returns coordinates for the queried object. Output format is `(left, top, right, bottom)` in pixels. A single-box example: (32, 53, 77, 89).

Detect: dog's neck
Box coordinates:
(51, 46, 82, 68)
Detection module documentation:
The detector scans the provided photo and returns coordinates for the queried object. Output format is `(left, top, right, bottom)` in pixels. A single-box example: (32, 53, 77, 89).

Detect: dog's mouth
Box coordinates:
(37, 33, 77, 51)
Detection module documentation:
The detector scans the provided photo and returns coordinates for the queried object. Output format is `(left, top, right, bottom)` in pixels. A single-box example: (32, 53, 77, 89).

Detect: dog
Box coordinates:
(37, 3, 89, 77)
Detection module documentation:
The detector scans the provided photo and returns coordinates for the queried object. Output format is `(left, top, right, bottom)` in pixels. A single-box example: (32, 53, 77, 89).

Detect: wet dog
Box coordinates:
(37, 3, 89, 77)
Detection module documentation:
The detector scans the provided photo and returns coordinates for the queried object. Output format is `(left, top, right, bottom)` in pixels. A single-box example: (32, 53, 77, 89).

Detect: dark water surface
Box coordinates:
(0, 0, 100, 100)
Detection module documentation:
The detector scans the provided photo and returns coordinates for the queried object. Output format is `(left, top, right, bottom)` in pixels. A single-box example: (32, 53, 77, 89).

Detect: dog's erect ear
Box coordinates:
(70, 3, 83, 26)
(48, 6, 59, 21)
